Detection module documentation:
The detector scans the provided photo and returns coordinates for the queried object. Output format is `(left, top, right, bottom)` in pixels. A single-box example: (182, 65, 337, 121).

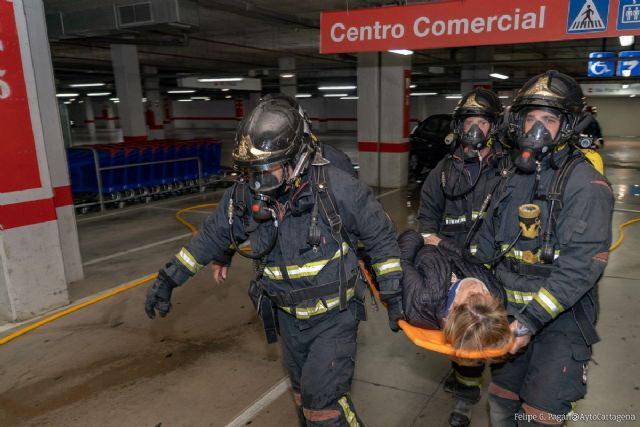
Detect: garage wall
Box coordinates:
(585, 97, 640, 137)
(170, 99, 240, 129)
(298, 98, 358, 131)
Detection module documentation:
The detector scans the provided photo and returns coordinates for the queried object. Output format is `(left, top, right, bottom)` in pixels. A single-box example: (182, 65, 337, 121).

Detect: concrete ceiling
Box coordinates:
(44, 0, 638, 98)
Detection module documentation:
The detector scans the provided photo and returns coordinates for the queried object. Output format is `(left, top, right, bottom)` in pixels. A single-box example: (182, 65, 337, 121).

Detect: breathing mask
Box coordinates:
(459, 123, 489, 161)
(512, 108, 563, 173)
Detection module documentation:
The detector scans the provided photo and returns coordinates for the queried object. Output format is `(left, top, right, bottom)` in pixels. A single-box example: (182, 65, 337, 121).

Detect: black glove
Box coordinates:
(144, 272, 176, 319)
(384, 296, 405, 333)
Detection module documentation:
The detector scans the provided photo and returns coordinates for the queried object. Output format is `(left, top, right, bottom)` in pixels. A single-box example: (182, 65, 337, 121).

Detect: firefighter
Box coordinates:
(144, 94, 404, 426)
(474, 71, 614, 426)
(417, 88, 510, 427)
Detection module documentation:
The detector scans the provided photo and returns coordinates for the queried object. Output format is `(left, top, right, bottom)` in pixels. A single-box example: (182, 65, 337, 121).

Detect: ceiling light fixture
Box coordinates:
(631, 94, 637, 98)
(225, 95, 232, 99)
(489, 73, 510, 80)
(70, 83, 105, 88)
(619, 35, 635, 46)
(177, 99, 193, 102)
(87, 92, 111, 96)
(191, 96, 211, 100)
(410, 92, 438, 96)
(318, 85, 356, 91)
(622, 84, 630, 89)
(410, 84, 417, 89)
(56, 93, 79, 98)
(168, 89, 196, 94)
(445, 94, 463, 99)
(221, 88, 230, 92)
(499, 95, 509, 99)
(109, 98, 119, 101)
(323, 93, 348, 97)
(197, 77, 244, 82)
(280, 73, 295, 78)
(340, 96, 359, 100)
(295, 94, 312, 98)
(388, 49, 413, 55)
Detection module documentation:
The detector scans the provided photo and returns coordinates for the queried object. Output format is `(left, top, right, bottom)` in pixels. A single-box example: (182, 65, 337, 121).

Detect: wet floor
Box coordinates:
(1, 135, 639, 426)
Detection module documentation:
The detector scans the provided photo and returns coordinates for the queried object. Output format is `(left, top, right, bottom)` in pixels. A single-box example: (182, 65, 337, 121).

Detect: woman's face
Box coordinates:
(451, 280, 491, 311)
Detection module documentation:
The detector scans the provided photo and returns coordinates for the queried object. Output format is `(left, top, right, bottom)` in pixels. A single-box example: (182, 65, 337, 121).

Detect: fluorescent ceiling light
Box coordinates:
(631, 94, 637, 98)
(499, 95, 509, 99)
(56, 93, 79, 98)
(280, 73, 295, 78)
(221, 88, 230, 92)
(410, 84, 417, 89)
(177, 99, 193, 102)
(410, 92, 438, 96)
(340, 96, 359, 100)
(112, 100, 120, 103)
(489, 73, 509, 80)
(87, 92, 111, 96)
(619, 35, 635, 46)
(446, 94, 463, 99)
(295, 94, 312, 98)
(191, 96, 211, 100)
(318, 85, 356, 91)
(225, 95, 232, 99)
(168, 89, 196, 94)
(109, 97, 119, 101)
(63, 101, 71, 104)
(323, 93, 348, 97)
(622, 84, 630, 89)
(142, 98, 148, 102)
(70, 82, 105, 88)
(197, 77, 244, 82)
(388, 49, 413, 55)
(69, 98, 76, 102)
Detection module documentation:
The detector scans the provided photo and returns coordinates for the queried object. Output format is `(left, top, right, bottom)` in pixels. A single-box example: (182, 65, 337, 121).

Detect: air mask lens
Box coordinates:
(249, 167, 284, 193)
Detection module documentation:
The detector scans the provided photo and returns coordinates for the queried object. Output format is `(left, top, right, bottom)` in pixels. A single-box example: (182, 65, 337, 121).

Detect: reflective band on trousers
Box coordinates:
(444, 211, 482, 225)
(264, 242, 351, 280)
(280, 288, 355, 319)
(176, 247, 203, 274)
(505, 287, 564, 318)
(372, 258, 402, 276)
(455, 371, 483, 387)
(338, 396, 360, 427)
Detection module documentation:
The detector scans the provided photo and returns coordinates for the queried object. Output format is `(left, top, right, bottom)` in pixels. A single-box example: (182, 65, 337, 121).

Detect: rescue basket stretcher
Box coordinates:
(358, 261, 512, 359)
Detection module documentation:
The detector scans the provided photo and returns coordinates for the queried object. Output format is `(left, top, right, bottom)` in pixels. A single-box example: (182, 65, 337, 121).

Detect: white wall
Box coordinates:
(586, 97, 640, 137)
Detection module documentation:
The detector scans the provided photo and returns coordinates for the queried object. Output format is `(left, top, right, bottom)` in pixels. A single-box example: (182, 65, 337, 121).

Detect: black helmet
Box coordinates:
(233, 94, 314, 194)
(452, 88, 503, 123)
(508, 71, 587, 172)
(451, 88, 504, 159)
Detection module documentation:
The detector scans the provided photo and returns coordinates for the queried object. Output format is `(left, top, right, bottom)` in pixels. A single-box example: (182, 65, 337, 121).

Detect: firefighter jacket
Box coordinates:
(398, 230, 505, 329)
(418, 145, 511, 250)
(161, 164, 403, 319)
(475, 147, 614, 338)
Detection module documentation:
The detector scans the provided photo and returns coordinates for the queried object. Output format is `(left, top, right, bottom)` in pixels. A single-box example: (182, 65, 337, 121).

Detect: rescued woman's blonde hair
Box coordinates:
(443, 280, 512, 366)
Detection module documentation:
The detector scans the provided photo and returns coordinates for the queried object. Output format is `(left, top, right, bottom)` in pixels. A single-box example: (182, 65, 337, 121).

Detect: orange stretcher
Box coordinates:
(358, 262, 512, 359)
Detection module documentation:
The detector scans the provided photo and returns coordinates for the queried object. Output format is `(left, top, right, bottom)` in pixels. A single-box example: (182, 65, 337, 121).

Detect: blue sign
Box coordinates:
(567, 0, 610, 33)
(588, 52, 616, 76)
(617, 0, 640, 30)
(617, 51, 640, 76)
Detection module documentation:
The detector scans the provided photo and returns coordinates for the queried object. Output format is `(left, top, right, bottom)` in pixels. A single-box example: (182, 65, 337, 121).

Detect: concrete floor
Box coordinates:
(1, 134, 639, 426)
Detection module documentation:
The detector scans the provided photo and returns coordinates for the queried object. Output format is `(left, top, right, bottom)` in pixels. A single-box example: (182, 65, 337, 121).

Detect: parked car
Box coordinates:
(409, 114, 452, 180)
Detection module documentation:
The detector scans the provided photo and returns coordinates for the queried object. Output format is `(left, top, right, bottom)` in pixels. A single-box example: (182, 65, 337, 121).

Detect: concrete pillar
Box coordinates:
(83, 96, 96, 134)
(357, 52, 411, 188)
(279, 57, 297, 97)
(111, 44, 147, 142)
(162, 97, 173, 131)
(1, 0, 85, 320)
(143, 65, 165, 140)
(59, 102, 73, 148)
(460, 47, 494, 94)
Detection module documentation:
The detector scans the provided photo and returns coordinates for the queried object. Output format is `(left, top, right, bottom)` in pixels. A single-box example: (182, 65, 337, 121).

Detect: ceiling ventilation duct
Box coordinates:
(46, 0, 199, 40)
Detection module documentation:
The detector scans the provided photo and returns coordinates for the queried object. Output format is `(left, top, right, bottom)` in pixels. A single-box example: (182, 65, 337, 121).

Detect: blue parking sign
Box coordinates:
(617, 51, 640, 76)
(567, 0, 610, 33)
(617, 0, 640, 30)
(588, 52, 616, 76)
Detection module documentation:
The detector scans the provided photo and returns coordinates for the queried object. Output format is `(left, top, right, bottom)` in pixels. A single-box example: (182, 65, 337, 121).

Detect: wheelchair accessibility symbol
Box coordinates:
(589, 61, 613, 75)
(588, 52, 615, 77)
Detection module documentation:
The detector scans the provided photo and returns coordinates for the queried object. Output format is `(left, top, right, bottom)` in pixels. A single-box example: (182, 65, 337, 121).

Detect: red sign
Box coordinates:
(0, 1, 42, 192)
(320, 0, 640, 53)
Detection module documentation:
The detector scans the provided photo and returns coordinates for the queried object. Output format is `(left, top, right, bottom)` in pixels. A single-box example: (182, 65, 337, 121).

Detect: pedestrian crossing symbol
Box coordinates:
(567, 0, 610, 33)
